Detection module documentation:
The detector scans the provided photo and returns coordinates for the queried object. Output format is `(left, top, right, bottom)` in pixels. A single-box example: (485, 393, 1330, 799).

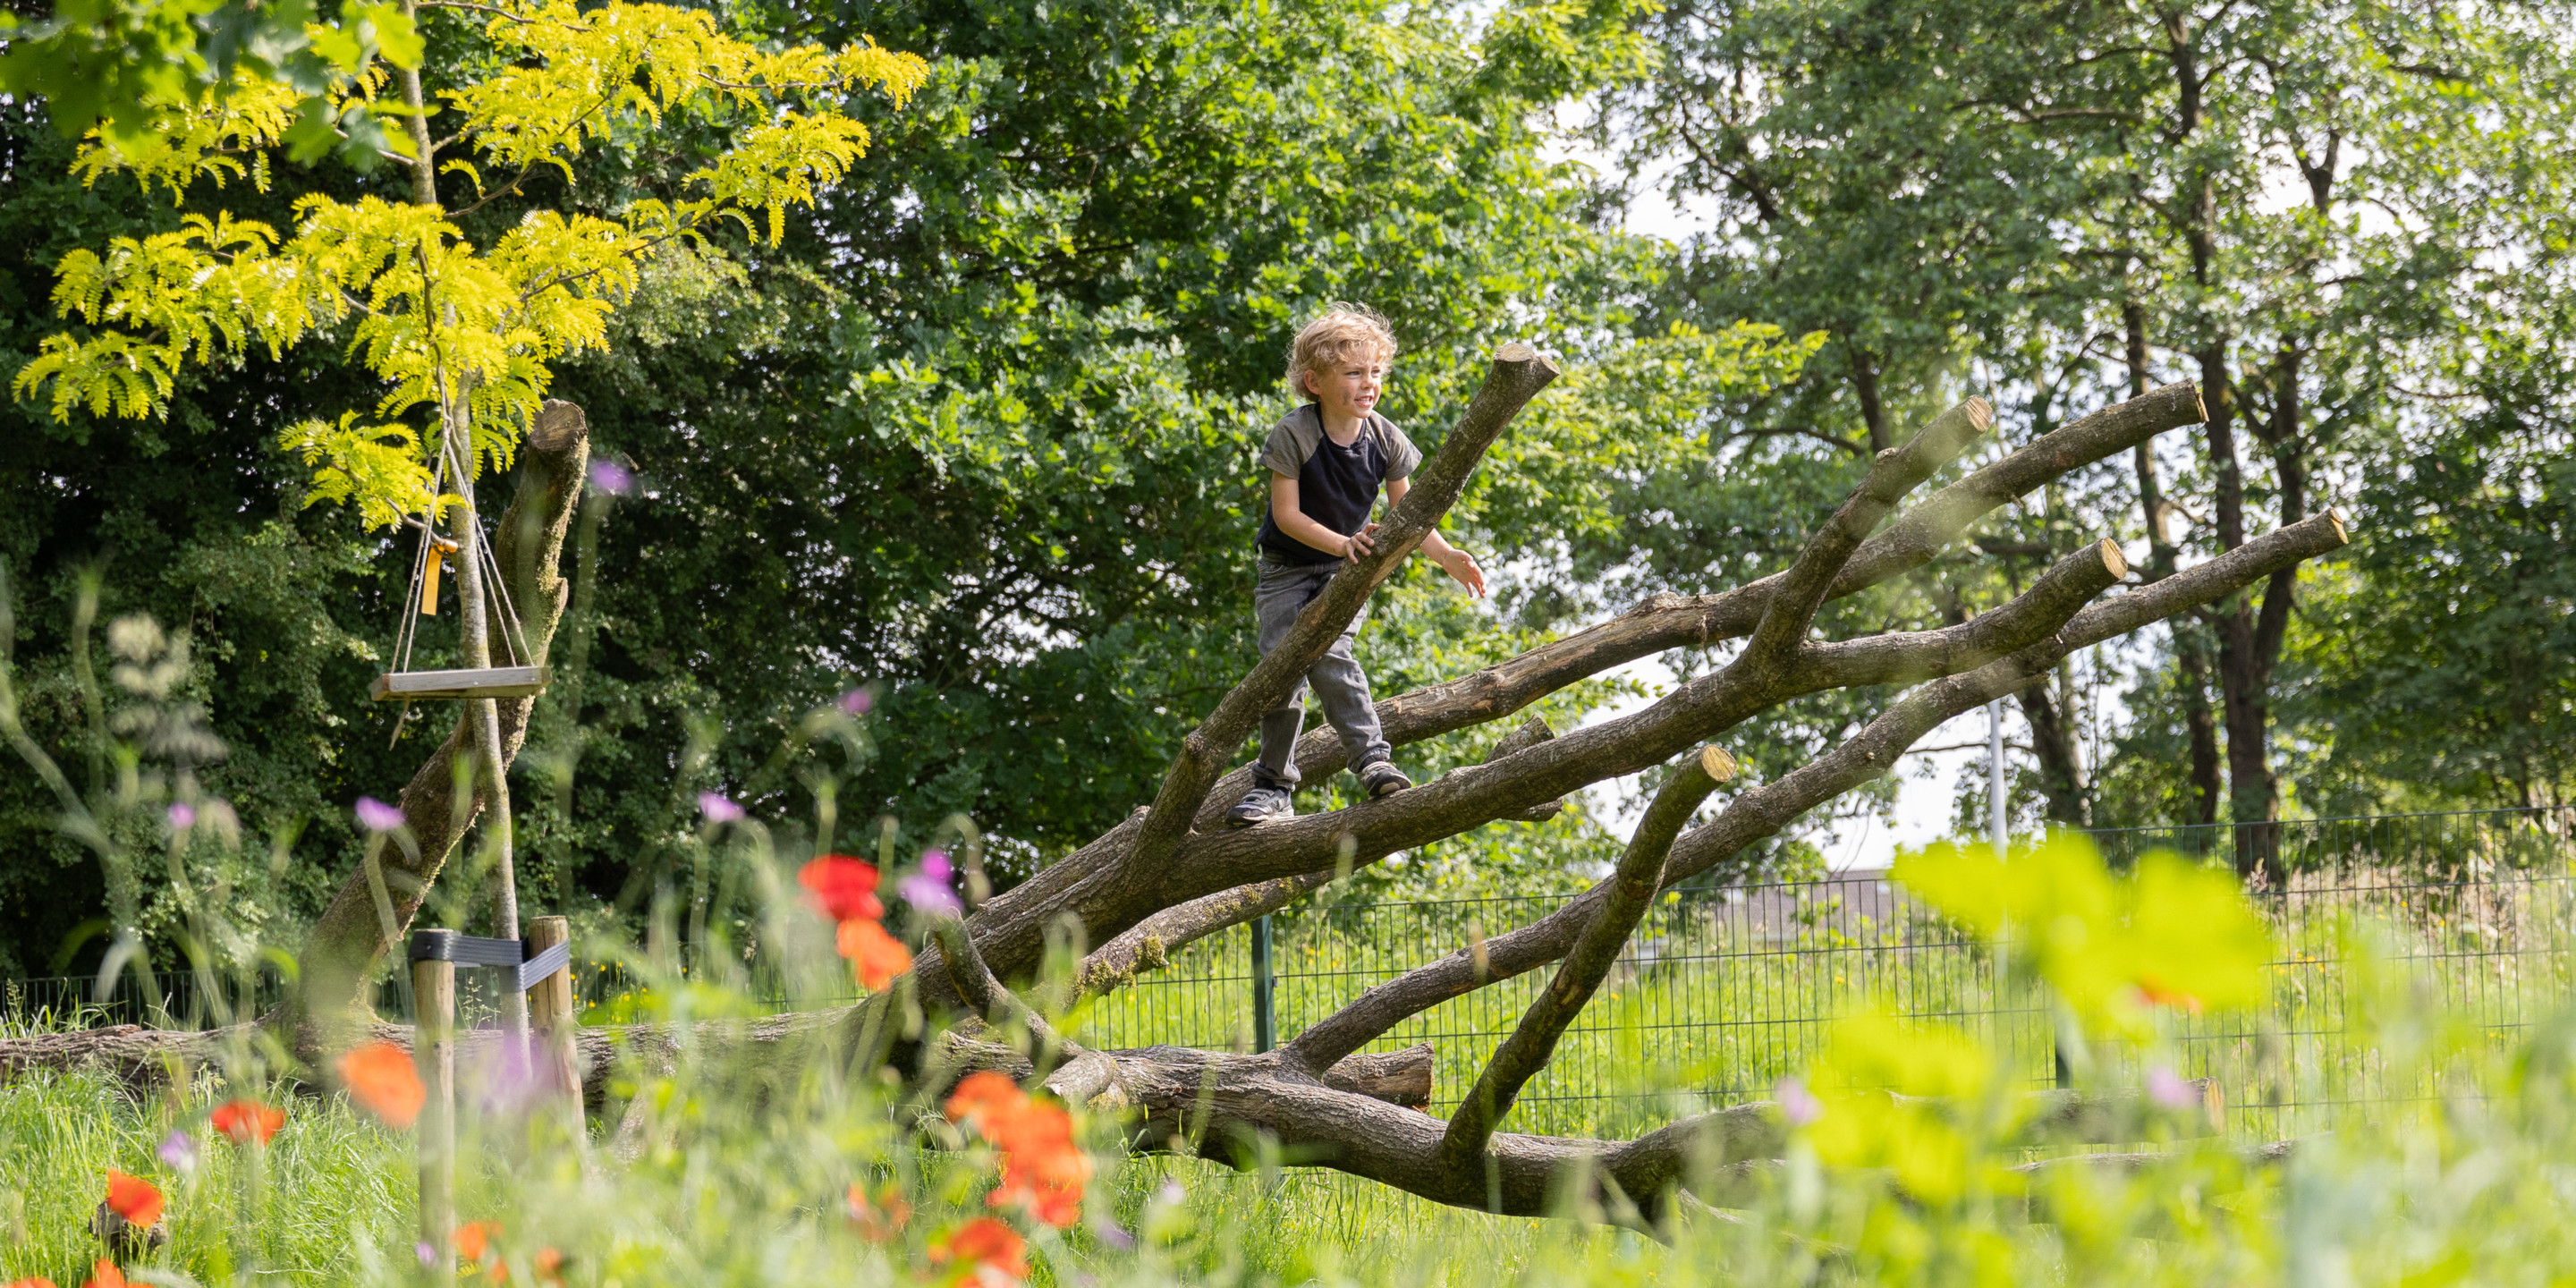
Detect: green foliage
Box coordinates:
(15, 0, 929, 529)
(1895, 833, 2274, 1038)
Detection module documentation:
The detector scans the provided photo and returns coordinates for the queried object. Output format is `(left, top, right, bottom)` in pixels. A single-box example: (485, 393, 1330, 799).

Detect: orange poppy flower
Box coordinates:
(8, 1276, 60, 1288)
(456, 1220, 501, 1264)
(845, 1180, 911, 1243)
(337, 1041, 427, 1129)
(2133, 974, 2205, 1014)
(533, 1246, 565, 1285)
(103, 1171, 162, 1228)
(928, 1217, 1028, 1284)
(81, 1259, 124, 1288)
(835, 917, 912, 991)
(944, 1072, 1089, 1228)
(210, 1097, 285, 1146)
(798, 855, 886, 923)
(944, 1071, 1025, 1133)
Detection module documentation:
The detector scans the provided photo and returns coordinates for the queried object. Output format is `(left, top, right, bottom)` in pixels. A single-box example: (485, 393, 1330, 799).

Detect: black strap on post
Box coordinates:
(408, 928, 571, 994)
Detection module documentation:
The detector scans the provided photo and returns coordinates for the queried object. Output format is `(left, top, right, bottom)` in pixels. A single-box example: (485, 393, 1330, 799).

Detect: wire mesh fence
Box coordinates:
(1073, 805, 2576, 1140)
(9, 806, 2573, 1145)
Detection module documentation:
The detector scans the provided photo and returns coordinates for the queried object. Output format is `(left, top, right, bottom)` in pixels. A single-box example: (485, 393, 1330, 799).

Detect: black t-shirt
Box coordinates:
(1254, 404, 1422, 565)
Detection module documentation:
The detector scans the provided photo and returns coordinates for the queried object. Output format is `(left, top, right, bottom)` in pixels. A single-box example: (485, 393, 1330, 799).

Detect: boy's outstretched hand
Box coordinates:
(1437, 547, 1487, 597)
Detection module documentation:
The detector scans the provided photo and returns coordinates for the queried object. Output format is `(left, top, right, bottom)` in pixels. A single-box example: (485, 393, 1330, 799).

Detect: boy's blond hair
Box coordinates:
(1285, 303, 1398, 401)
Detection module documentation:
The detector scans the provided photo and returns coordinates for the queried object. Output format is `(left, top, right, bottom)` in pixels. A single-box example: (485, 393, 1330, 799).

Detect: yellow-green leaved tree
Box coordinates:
(11, 0, 926, 1035)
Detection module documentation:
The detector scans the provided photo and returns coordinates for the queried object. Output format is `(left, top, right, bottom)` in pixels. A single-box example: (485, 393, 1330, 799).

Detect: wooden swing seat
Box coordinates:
(370, 665, 552, 701)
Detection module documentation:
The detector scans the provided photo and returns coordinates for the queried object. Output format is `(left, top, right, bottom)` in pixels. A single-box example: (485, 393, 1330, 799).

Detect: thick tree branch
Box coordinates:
(1436, 746, 1736, 1169)
(1285, 514, 2345, 1068)
(1743, 398, 1992, 664)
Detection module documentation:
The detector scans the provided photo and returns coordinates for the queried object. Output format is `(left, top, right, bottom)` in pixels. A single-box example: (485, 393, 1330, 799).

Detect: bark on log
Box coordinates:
(290, 402, 590, 1034)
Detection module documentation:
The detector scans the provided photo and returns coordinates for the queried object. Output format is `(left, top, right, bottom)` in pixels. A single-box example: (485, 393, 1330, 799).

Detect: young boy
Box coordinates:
(1224, 304, 1487, 829)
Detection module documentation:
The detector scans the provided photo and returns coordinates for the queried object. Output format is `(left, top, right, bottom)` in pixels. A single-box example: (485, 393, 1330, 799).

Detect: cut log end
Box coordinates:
(2095, 538, 2130, 580)
(2323, 507, 2350, 544)
(1964, 394, 1995, 431)
(1699, 745, 1738, 782)
(1320, 1041, 1434, 1108)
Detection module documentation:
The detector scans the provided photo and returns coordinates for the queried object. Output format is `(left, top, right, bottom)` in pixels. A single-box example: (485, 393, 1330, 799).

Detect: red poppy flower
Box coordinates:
(798, 855, 886, 923)
(11, 1275, 62, 1288)
(80, 1261, 123, 1288)
(533, 1246, 566, 1285)
(103, 1171, 162, 1228)
(337, 1041, 427, 1129)
(928, 1217, 1028, 1284)
(210, 1097, 285, 1146)
(835, 917, 912, 991)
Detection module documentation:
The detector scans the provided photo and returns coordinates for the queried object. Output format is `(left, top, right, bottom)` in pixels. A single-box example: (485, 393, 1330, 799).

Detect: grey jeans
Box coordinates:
(1251, 557, 1392, 789)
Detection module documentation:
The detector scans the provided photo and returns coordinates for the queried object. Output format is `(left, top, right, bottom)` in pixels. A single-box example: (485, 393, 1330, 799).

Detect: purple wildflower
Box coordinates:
(1774, 1075, 1823, 1128)
(589, 459, 636, 496)
(158, 1129, 199, 1173)
(167, 801, 197, 832)
(354, 796, 406, 833)
(699, 792, 744, 825)
(1089, 1215, 1137, 1251)
(899, 850, 962, 918)
(417, 1242, 440, 1267)
(838, 687, 873, 716)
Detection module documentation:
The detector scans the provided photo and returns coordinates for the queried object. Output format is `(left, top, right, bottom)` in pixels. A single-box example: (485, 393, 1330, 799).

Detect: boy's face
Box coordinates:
(1304, 351, 1387, 419)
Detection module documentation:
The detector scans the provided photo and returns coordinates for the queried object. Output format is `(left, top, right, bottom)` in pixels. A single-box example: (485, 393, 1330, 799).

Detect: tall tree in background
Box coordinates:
(1597, 0, 2576, 866)
(0, 0, 1666, 975)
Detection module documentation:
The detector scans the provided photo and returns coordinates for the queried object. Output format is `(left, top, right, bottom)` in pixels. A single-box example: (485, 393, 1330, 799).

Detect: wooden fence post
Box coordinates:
(411, 929, 458, 1284)
(525, 916, 581, 1103)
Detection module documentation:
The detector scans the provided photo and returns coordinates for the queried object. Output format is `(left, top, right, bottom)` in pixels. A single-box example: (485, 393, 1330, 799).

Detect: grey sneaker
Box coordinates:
(1225, 784, 1295, 828)
(1358, 760, 1413, 799)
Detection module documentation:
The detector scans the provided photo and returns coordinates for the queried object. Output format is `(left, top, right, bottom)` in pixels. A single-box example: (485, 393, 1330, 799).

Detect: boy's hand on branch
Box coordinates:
(1438, 547, 1487, 597)
(1344, 523, 1380, 558)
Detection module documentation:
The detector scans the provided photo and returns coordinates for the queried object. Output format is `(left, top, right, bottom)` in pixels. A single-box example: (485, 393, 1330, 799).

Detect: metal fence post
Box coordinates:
(1250, 914, 1275, 1053)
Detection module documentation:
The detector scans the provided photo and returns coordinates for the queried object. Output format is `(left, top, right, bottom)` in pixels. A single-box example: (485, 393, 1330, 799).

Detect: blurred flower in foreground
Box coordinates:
(945, 1071, 1091, 1228)
(2147, 1064, 2197, 1111)
(839, 687, 872, 716)
(354, 796, 406, 833)
(9, 1274, 61, 1288)
(166, 802, 195, 832)
(589, 459, 635, 496)
(81, 1261, 124, 1288)
(156, 1130, 199, 1174)
(901, 850, 963, 918)
(699, 792, 744, 825)
(1773, 1075, 1822, 1127)
(210, 1098, 284, 1146)
(846, 1180, 911, 1243)
(104, 1171, 162, 1227)
(455, 1220, 500, 1267)
(799, 855, 885, 923)
(338, 1042, 427, 1129)
(837, 917, 913, 991)
(928, 1216, 1028, 1285)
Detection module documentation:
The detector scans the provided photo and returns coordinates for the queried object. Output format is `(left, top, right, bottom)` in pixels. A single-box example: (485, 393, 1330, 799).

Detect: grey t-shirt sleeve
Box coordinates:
(1376, 419, 1423, 481)
(1259, 407, 1321, 479)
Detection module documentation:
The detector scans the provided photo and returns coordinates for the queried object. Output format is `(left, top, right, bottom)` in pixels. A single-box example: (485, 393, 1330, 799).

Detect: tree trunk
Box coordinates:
(289, 402, 590, 1038)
